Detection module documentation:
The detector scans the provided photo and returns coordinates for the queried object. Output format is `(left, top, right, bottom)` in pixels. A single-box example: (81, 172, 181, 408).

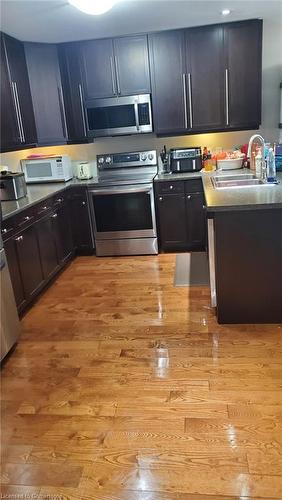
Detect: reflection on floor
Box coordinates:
(1, 254, 282, 499)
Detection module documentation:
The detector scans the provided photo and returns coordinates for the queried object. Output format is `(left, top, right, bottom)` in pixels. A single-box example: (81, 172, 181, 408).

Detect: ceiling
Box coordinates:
(0, 0, 281, 43)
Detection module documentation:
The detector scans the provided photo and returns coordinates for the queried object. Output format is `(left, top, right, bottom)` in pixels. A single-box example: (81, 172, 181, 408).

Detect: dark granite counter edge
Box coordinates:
(1, 184, 70, 221)
(2, 170, 282, 220)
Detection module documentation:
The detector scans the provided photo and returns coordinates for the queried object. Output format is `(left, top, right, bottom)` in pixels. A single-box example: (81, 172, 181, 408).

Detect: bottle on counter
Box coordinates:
(255, 147, 262, 178)
(202, 147, 208, 170)
(266, 146, 276, 183)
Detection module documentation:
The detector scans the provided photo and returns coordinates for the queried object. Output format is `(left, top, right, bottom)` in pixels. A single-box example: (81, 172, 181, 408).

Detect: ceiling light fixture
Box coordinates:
(68, 0, 116, 15)
(221, 9, 231, 16)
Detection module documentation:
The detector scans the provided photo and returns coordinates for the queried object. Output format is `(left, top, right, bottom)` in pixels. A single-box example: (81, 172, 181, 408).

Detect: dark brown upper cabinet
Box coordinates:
(80, 38, 115, 100)
(149, 19, 262, 136)
(24, 43, 68, 145)
(113, 35, 151, 95)
(0, 33, 36, 152)
(149, 30, 186, 134)
(224, 20, 262, 129)
(185, 25, 225, 131)
(80, 34, 151, 100)
(58, 43, 88, 143)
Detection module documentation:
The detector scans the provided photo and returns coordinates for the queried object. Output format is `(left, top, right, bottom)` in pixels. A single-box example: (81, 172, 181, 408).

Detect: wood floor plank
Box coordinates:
(80, 464, 282, 497)
(1, 254, 282, 498)
(0, 463, 82, 487)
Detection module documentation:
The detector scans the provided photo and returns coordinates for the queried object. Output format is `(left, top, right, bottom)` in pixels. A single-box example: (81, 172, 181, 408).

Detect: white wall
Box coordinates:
(1, 18, 282, 173)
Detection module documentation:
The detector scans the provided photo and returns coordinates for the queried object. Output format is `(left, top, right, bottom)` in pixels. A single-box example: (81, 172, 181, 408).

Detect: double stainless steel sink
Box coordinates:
(212, 173, 276, 189)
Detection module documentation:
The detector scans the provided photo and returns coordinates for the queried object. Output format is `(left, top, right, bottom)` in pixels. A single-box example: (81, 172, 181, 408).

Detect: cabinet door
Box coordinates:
(224, 20, 262, 128)
(186, 26, 225, 131)
(80, 38, 116, 99)
(157, 194, 187, 251)
(24, 43, 68, 145)
(149, 30, 186, 134)
(36, 214, 59, 280)
(58, 43, 88, 143)
(15, 225, 44, 300)
(186, 192, 206, 249)
(0, 36, 21, 152)
(3, 34, 37, 146)
(69, 192, 93, 253)
(52, 204, 73, 264)
(113, 35, 151, 95)
(4, 237, 25, 311)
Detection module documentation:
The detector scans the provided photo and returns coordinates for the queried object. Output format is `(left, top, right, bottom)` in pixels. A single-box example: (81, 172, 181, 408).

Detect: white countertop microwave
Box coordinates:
(21, 155, 73, 183)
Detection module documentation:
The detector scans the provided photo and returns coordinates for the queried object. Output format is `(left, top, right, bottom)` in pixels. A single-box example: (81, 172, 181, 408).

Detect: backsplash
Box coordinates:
(0, 128, 275, 174)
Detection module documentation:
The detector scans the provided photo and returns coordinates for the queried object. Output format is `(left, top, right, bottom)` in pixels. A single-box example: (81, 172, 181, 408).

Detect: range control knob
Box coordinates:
(98, 157, 104, 164)
(105, 156, 112, 164)
(148, 153, 154, 160)
(140, 153, 147, 161)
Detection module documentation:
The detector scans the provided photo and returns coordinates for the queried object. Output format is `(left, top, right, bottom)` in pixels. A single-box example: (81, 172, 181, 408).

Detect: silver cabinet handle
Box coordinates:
(159, 197, 163, 201)
(225, 68, 229, 126)
(182, 74, 188, 129)
(11, 82, 23, 142)
(82, 201, 86, 206)
(13, 81, 25, 143)
(15, 235, 23, 242)
(187, 195, 191, 200)
(52, 213, 58, 218)
(169, 185, 174, 190)
(58, 86, 68, 139)
(55, 197, 63, 203)
(187, 73, 193, 128)
(114, 55, 121, 95)
(78, 83, 87, 137)
(110, 57, 117, 95)
(134, 101, 140, 131)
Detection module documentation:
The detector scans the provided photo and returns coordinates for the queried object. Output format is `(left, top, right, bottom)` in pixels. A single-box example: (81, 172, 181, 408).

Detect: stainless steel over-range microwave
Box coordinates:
(85, 94, 153, 138)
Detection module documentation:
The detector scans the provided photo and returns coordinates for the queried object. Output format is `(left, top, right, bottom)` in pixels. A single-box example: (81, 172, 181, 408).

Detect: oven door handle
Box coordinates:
(89, 185, 152, 196)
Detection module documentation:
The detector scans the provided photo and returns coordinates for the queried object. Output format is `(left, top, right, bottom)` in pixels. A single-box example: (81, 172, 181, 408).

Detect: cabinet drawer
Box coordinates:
(155, 181, 184, 194)
(36, 198, 55, 217)
(1, 217, 17, 241)
(184, 179, 203, 193)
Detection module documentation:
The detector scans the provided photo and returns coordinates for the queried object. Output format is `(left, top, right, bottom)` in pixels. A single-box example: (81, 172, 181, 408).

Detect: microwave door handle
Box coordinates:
(134, 101, 140, 131)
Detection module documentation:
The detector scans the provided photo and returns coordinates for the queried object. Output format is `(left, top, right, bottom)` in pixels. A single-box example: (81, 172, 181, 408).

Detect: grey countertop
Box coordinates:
(1, 178, 100, 220)
(154, 171, 202, 182)
(155, 169, 282, 212)
(2, 169, 282, 220)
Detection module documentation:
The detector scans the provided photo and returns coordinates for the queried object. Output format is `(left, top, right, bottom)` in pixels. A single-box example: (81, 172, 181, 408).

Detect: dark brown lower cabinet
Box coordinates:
(157, 193, 188, 251)
(2, 187, 92, 314)
(4, 237, 26, 311)
(52, 204, 73, 264)
(155, 179, 206, 252)
(69, 189, 93, 254)
(213, 209, 282, 324)
(36, 212, 60, 280)
(14, 224, 44, 301)
(186, 191, 206, 249)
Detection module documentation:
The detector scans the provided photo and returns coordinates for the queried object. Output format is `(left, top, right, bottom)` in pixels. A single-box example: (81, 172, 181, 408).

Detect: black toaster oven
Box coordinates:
(170, 147, 202, 173)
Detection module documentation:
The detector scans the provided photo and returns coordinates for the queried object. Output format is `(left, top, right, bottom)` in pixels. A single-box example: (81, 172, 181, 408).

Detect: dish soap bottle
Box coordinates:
(266, 146, 276, 183)
(255, 147, 262, 178)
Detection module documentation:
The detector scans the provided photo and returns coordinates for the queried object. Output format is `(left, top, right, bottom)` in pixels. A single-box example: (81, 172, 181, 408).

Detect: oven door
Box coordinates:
(89, 184, 157, 240)
(85, 94, 152, 138)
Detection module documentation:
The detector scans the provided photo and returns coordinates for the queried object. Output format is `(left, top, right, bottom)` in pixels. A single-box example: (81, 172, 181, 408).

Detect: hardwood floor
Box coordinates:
(1, 254, 282, 499)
